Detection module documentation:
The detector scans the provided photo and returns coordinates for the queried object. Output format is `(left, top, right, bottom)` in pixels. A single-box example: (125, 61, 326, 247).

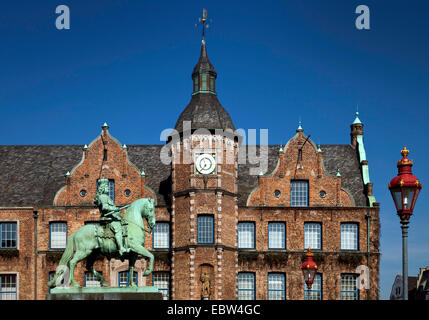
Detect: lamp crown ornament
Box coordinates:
(388, 147, 422, 222)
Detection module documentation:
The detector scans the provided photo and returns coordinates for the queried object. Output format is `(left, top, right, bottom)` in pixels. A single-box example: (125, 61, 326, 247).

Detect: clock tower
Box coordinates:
(170, 35, 239, 300)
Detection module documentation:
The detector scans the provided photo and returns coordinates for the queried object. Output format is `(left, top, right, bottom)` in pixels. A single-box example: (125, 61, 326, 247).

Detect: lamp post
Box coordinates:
(301, 247, 318, 299)
(388, 147, 422, 300)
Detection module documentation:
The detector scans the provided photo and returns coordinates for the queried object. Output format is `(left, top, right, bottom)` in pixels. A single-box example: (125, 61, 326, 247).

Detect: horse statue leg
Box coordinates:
(128, 252, 138, 287)
(129, 244, 154, 277)
(86, 251, 108, 287)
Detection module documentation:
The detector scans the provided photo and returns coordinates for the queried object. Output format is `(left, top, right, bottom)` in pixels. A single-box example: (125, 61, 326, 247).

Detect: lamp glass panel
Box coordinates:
(403, 187, 415, 210)
(391, 188, 402, 211)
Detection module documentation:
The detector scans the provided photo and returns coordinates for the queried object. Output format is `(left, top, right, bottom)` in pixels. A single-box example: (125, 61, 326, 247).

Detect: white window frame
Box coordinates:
(153, 222, 170, 249)
(341, 223, 359, 251)
(268, 222, 286, 249)
(50, 222, 67, 249)
(0, 273, 18, 300)
(304, 222, 322, 250)
(153, 272, 170, 300)
(238, 222, 255, 249)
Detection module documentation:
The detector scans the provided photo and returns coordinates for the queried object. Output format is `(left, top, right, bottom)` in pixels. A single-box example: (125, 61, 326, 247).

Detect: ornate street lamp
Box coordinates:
(388, 147, 422, 300)
(301, 247, 318, 290)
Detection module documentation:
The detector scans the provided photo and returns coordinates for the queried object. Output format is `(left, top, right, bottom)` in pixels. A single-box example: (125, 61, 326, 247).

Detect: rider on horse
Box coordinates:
(94, 177, 130, 256)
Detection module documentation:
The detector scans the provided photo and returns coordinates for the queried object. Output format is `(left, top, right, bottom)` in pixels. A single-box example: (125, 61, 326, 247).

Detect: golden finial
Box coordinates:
(401, 146, 409, 158)
(196, 8, 212, 40)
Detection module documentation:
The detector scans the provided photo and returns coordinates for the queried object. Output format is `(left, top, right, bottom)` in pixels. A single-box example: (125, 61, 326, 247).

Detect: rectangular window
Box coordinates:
(304, 223, 321, 250)
(50, 222, 67, 249)
(96, 179, 115, 201)
(340, 274, 359, 300)
(238, 222, 255, 249)
(197, 215, 214, 244)
(118, 271, 138, 287)
(201, 74, 207, 91)
(194, 77, 199, 91)
(291, 180, 309, 206)
(0, 222, 17, 249)
(153, 272, 170, 300)
(304, 274, 322, 300)
(268, 222, 285, 249)
(85, 272, 102, 287)
(153, 222, 170, 249)
(268, 273, 285, 300)
(0, 274, 17, 300)
(341, 223, 359, 250)
(238, 272, 255, 300)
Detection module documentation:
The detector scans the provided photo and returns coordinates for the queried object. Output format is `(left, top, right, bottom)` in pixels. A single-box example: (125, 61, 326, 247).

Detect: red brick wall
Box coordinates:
(0, 208, 35, 300)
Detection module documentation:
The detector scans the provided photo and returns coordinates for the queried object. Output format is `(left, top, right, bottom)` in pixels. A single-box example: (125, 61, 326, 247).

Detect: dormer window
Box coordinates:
(201, 74, 208, 91)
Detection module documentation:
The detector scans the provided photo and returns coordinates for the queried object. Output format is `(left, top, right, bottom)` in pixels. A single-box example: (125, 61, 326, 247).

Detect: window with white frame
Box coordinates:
(0, 222, 17, 249)
(238, 222, 255, 249)
(304, 273, 322, 300)
(197, 215, 214, 244)
(118, 271, 138, 287)
(238, 272, 255, 300)
(268, 273, 285, 300)
(268, 222, 285, 249)
(341, 223, 359, 250)
(85, 272, 102, 287)
(0, 274, 17, 300)
(304, 223, 321, 250)
(96, 179, 115, 201)
(340, 274, 359, 300)
(290, 180, 309, 206)
(153, 222, 169, 249)
(153, 272, 170, 300)
(50, 222, 67, 249)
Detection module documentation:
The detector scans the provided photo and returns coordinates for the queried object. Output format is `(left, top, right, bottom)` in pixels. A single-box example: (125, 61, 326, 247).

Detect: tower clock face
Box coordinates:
(195, 153, 216, 175)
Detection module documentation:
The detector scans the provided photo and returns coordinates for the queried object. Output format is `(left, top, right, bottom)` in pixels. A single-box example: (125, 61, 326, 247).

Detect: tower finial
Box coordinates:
(297, 117, 303, 132)
(352, 107, 362, 125)
(197, 8, 211, 42)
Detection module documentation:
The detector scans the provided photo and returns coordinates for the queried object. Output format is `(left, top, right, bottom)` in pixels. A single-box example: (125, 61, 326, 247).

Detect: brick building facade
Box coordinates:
(0, 38, 380, 300)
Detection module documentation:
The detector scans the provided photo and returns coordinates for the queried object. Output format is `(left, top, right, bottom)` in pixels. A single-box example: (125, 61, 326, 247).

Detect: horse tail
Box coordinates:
(58, 233, 75, 266)
(47, 233, 75, 288)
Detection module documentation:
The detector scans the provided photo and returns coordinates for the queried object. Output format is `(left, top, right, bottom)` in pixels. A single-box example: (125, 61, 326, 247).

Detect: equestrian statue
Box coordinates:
(47, 177, 156, 288)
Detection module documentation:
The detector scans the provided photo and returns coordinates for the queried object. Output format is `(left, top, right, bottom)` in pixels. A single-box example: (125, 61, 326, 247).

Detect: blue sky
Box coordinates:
(1, 0, 428, 299)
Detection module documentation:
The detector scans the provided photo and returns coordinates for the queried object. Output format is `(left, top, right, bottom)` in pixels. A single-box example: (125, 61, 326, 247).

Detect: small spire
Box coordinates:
(141, 169, 145, 177)
(317, 144, 322, 153)
(336, 168, 341, 177)
(83, 144, 88, 150)
(65, 171, 71, 177)
(122, 144, 127, 150)
(279, 145, 284, 153)
(297, 118, 303, 132)
(352, 109, 362, 125)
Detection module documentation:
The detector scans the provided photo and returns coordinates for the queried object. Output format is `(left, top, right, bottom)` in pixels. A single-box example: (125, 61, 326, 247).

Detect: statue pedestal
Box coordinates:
(47, 286, 163, 300)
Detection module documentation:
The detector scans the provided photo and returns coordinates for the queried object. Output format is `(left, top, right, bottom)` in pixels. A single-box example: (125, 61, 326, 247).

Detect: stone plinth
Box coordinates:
(47, 286, 163, 300)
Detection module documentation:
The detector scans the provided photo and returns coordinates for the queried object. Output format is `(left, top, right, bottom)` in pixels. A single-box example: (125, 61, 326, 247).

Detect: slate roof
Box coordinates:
(192, 39, 216, 77)
(0, 144, 367, 208)
(174, 93, 235, 132)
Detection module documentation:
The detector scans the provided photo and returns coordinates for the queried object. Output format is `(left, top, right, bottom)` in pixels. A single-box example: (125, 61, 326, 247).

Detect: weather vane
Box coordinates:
(195, 8, 212, 40)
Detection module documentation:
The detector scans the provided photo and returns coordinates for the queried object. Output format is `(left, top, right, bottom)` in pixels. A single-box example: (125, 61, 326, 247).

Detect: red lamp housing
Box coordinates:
(301, 247, 318, 290)
(388, 147, 422, 222)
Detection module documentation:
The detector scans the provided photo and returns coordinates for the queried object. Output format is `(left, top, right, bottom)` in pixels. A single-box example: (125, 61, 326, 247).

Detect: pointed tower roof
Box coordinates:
(175, 38, 235, 133)
(192, 39, 217, 77)
(352, 111, 362, 125)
